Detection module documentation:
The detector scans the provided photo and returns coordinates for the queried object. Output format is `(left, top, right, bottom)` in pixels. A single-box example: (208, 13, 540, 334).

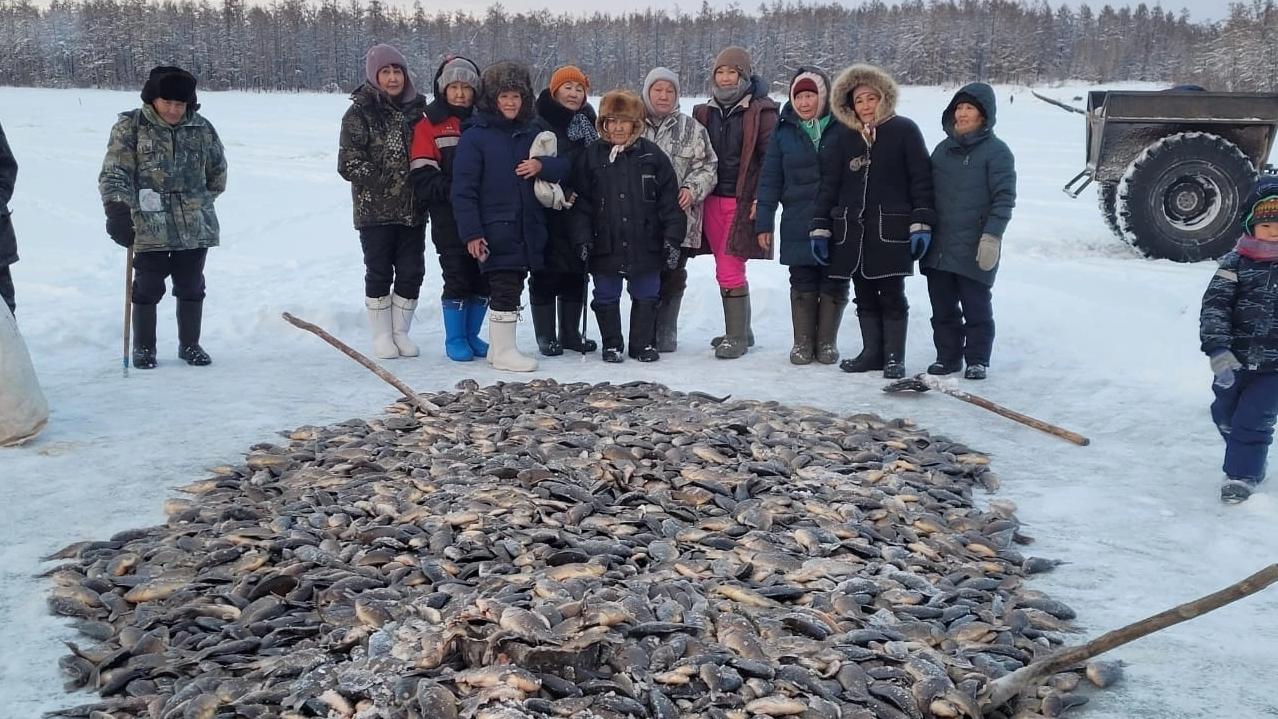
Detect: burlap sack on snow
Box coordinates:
(0, 304, 48, 446)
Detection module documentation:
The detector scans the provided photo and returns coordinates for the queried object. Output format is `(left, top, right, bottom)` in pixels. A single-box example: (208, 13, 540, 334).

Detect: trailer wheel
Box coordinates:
(1117, 132, 1255, 262)
(1097, 182, 1121, 237)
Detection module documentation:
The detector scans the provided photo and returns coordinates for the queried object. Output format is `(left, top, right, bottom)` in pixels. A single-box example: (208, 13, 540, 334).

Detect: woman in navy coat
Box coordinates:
(755, 66, 848, 366)
(451, 60, 569, 372)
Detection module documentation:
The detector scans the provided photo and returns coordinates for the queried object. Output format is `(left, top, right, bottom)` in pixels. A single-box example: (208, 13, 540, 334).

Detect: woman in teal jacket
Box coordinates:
(921, 82, 1016, 380)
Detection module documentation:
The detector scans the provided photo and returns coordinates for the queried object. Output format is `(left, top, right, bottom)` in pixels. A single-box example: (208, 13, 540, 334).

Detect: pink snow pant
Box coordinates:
(702, 195, 748, 289)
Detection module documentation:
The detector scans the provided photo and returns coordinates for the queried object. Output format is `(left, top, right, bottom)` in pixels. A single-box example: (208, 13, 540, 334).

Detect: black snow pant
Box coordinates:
(851, 275, 907, 320)
(789, 265, 850, 298)
(529, 270, 587, 305)
(132, 248, 208, 305)
(925, 269, 994, 366)
(487, 270, 528, 313)
(360, 223, 427, 299)
(0, 264, 13, 315)
(435, 245, 489, 300)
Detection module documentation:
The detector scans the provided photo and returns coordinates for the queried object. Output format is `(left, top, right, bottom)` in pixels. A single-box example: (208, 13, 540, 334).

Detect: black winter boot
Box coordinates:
(840, 313, 883, 373)
(789, 290, 818, 365)
(882, 316, 908, 379)
(628, 300, 660, 362)
(592, 302, 625, 363)
(132, 303, 158, 370)
(531, 302, 561, 356)
(557, 298, 597, 353)
(176, 300, 211, 366)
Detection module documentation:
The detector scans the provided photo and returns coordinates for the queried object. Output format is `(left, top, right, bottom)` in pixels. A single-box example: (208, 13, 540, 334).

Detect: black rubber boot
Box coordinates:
(557, 298, 596, 353)
(628, 300, 660, 362)
(531, 302, 561, 356)
(132, 303, 158, 370)
(592, 301, 624, 363)
(715, 286, 750, 359)
(789, 290, 818, 365)
(882, 316, 908, 379)
(176, 300, 211, 366)
(840, 313, 883, 373)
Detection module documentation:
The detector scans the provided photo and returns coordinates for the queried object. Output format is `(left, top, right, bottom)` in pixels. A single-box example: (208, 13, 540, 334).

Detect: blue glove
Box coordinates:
(1210, 349, 1242, 389)
(910, 231, 931, 261)
(810, 236, 829, 266)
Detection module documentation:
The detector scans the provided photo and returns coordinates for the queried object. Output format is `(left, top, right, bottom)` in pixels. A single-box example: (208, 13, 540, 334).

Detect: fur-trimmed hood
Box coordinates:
(830, 63, 898, 133)
(476, 60, 536, 124)
(597, 89, 645, 146)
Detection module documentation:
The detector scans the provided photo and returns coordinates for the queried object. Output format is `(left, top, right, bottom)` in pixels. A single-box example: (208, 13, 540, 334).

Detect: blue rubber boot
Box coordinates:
(442, 298, 473, 361)
(465, 296, 489, 358)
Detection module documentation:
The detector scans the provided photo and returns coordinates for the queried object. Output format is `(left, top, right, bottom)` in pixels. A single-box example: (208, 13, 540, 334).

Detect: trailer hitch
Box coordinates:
(1063, 169, 1093, 198)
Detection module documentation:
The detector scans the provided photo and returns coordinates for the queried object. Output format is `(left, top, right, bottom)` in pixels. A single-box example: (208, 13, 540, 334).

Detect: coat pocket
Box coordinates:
(832, 206, 862, 247)
(879, 209, 911, 243)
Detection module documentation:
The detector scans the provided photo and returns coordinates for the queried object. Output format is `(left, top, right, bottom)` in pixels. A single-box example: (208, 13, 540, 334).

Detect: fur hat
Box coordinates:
(435, 55, 481, 97)
(477, 60, 536, 123)
(642, 66, 681, 116)
(141, 66, 197, 106)
(829, 63, 899, 132)
(712, 46, 752, 77)
(1248, 196, 1278, 231)
(364, 44, 417, 102)
(788, 66, 830, 118)
(597, 89, 645, 146)
(549, 66, 590, 97)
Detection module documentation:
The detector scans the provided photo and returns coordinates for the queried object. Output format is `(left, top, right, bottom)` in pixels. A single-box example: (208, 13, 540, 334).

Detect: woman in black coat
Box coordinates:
(809, 64, 935, 379)
(567, 90, 686, 363)
(529, 65, 599, 356)
(0, 120, 18, 317)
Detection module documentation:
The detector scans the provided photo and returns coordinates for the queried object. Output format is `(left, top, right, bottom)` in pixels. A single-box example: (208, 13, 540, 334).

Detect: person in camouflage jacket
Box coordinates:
(1199, 175, 1278, 502)
(640, 66, 718, 353)
(99, 66, 227, 370)
(338, 43, 428, 360)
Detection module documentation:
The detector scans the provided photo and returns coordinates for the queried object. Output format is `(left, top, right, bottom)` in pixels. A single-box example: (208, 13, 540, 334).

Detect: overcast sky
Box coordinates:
(404, 0, 1222, 24)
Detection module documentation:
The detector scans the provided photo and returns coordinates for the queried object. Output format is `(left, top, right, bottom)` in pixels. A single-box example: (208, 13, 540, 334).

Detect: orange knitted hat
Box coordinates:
(549, 66, 589, 96)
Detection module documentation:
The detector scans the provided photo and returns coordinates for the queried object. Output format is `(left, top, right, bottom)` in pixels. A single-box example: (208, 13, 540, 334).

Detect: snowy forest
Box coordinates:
(0, 0, 1274, 94)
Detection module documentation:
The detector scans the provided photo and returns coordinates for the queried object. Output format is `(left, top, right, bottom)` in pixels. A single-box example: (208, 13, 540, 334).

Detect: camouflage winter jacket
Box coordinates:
(98, 105, 227, 253)
(338, 83, 427, 229)
(643, 112, 717, 250)
(1200, 250, 1278, 371)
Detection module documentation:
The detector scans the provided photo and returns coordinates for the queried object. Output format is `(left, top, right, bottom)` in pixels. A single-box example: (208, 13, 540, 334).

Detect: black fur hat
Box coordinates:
(141, 66, 198, 106)
(476, 60, 535, 123)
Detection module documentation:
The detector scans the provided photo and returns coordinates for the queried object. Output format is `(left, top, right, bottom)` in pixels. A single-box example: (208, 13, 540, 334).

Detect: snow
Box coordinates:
(2, 83, 1276, 718)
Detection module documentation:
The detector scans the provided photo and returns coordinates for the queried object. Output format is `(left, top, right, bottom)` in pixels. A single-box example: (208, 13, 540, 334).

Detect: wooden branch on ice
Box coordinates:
(979, 563, 1278, 713)
(281, 312, 438, 417)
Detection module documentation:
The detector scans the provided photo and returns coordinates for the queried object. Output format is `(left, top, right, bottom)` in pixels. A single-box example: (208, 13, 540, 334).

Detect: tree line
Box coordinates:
(1, 0, 1275, 95)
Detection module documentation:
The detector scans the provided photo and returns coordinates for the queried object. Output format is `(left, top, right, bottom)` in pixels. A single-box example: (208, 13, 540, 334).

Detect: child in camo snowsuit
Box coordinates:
(1199, 175, 1278, 503)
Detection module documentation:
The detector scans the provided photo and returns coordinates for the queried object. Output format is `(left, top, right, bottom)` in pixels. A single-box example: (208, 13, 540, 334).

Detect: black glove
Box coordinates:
(665, 243, 682, 270)
(104, 202, 135, 248)
(578, 243, 591, 263)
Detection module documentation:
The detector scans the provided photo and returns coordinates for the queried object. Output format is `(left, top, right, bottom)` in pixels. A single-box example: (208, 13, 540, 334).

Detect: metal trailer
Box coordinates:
(1057, 89, 1278, 262)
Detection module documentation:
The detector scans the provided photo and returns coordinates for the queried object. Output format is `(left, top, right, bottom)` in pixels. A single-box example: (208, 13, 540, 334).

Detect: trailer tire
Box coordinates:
(1097, 182, 1121, 237)
(1117, 132, 1255, 262)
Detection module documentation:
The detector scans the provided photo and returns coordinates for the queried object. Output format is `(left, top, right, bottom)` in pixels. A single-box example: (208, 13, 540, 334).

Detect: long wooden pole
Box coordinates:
(921, 374, 1090, 446)
(980, 563, 1278, 712)
(281, 312, 438, 417)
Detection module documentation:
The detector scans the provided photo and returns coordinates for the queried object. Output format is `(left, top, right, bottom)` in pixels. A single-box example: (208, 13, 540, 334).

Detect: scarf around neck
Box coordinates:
(1237, 234, 1278, 262)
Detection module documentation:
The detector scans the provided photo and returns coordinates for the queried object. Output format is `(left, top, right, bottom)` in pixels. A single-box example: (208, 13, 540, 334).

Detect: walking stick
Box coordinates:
(122, 246, 134, 378)
(579, 271, 591, 358)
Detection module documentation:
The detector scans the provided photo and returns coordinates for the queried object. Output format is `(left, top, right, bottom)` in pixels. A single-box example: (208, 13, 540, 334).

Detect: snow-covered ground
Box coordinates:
(1, 82, 1275, 718)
